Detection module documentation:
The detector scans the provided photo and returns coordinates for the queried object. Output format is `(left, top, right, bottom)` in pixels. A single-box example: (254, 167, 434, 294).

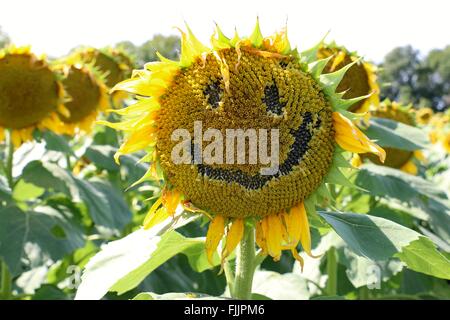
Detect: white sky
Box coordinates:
(0, 0, 449, 62)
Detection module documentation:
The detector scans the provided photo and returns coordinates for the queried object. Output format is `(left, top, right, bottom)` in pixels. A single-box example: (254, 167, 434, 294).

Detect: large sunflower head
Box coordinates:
(53, 63, 109, 135)
(0, 46, 68, 146)
(317, 42, 379, 114)
(105, 21, 385, 265)
(357, 100, 424, 174)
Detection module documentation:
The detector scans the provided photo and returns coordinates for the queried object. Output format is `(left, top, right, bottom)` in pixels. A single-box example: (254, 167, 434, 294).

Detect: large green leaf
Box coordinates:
(0, 206, 85, 276)
(251, 270, 310, 300)
(36, 130, 75, 156)
(12, 179, 45, 202)
(355, 164, 450, 241)
(362, 117, 428, 151)
(396, 237, 450, 280)
(22, 161, 131, 230)
(75, 213, 213, 300)
(84, 145, 119, 172)
(319, 211, 450, 280)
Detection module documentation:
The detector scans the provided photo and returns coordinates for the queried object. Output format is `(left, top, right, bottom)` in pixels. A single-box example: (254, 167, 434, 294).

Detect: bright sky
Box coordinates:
(1, 0, 449, 62)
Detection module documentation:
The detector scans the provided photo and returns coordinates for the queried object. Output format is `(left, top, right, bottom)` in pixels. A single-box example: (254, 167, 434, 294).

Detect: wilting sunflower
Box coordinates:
(355, 100, 424, 174)
(0, 46, 68, 147)
(104, 21, 385, 267)
(415, 107, 434, 125)
(67, 47, 134, 106)
(317, 42, 379, 114)
(53, 63, 109, 135)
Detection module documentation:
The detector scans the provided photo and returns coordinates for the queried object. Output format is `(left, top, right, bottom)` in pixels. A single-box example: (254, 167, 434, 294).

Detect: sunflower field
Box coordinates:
(0, 16, 450, 303)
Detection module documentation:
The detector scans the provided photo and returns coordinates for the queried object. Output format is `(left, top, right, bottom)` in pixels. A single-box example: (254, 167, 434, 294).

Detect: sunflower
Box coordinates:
(103, 21, 385, 267)
(317, 42, 379, 114)
(415, 107, 433, 125)
(53, 63, 109, 135)
(356, 100, 424, 174)
(440, 132, 450, 153)
(0, 46, 68, 147)
(67, 47, 134, 106)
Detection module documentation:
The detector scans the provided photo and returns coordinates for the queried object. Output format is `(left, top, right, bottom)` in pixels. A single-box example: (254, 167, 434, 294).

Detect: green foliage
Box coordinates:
(116, 34, 181, 68)
(379, 45, 450, 110)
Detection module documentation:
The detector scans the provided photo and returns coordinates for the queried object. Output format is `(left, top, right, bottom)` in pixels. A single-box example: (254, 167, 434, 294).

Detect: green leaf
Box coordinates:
(0, 206, 85, 276)
(395, 237, 450, 280)
(31, 284, 68, 300)
(362, 117, 429, 151)
(12, 179, 45, 202)
(40, 131, 75, 156)
(75, 214, 206, 300)
(251, 270, 310, 300)
(22, 161, 131, 230)
(84, 145, 119, 172)
(355, 164, 450, 241)
(319, 211, 450, 280)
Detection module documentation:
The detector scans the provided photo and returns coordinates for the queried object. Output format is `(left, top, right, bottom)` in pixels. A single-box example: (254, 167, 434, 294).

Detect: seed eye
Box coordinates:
(203, 81, 222, 109)
(279, 61, 289, 69)
(262, 82, 285, 115)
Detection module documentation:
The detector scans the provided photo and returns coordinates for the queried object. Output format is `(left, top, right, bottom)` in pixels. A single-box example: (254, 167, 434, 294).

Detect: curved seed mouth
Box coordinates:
(193, 111, 323, 190)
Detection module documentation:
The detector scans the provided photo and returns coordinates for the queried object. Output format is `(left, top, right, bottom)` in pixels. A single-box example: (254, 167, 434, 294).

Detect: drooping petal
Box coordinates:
(285, 203, 303, 247)
(290, 248, 305, 272)
(297, 202, 316, 258)
(206, 215, 225, 265)
(222, 218, 245, 260)
(265, 214, 283, 261)
(255, 220, 268, 254)
(333, 111, 386, 163)
(162, 189, 182, 215)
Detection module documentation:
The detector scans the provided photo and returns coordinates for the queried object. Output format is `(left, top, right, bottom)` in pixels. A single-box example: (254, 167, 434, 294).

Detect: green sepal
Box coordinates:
(250, 18, 264, 48)
(308, 56, 333, 79)
(319, 58, 359, 96)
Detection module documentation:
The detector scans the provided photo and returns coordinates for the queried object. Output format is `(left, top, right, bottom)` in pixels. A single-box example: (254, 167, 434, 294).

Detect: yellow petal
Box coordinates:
(222, 218, 245, 260)
(162, 189, 182, 215)
(206, 215, 225, 265)
(329, 51, 346, 72)
(265, 214, 283, 261)
(290, 249, 305, 272)
(11, 130, 22, 148)
(297, 202, 317, 258)
(333, 111, 386, 163)
(284, 203, 303, 248)
(401, 160, 418, 175)
(351, 154, 362, 167)
(255, 220, 268, 253)
(143, 207, 170, 230)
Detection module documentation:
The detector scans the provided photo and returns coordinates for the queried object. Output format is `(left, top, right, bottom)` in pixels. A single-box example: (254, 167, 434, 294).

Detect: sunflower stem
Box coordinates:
(223, 259, 235, 297)
(65, 154, 72, 171)
(5, 130, 14, 190)
(326, 246, 338, 296)
(232, 224, 256, 300)
(0, 260, 12, 300)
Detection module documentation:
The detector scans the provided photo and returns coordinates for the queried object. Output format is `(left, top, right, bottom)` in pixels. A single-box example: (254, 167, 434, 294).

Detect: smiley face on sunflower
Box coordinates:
(103, 21, 385, 267)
